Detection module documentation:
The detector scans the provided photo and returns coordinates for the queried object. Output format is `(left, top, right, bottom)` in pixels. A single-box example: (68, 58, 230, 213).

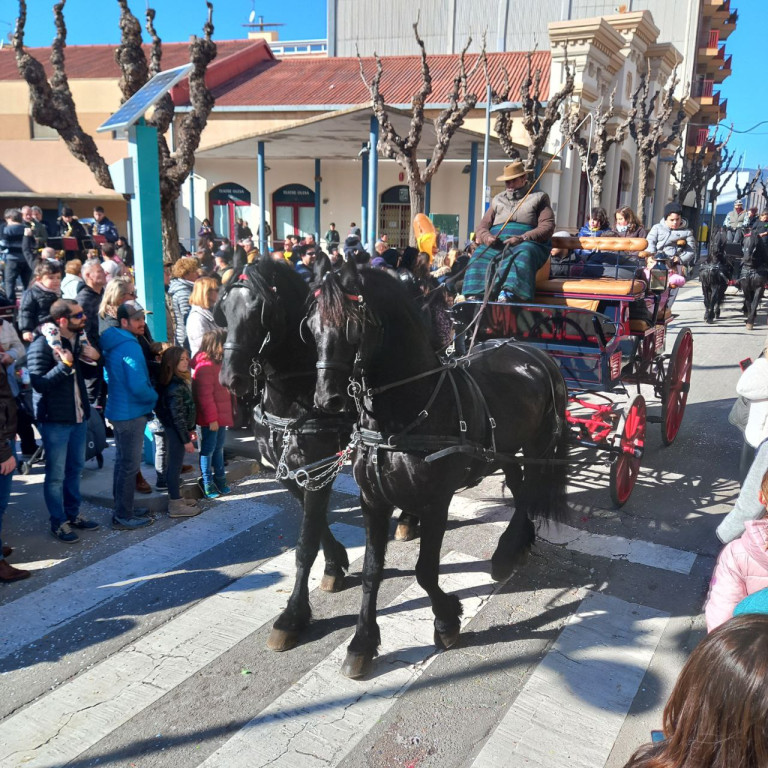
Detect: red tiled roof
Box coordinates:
(0, 39, 255, 80)
(188, 50, 551, 107)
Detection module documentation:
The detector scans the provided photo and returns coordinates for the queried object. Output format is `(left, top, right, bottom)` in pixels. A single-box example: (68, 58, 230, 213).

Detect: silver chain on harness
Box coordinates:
(276, 428, 360, 490)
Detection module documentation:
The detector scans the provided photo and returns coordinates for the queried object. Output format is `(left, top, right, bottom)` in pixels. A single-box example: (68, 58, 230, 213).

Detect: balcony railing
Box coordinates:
(694, 79, 715, 98)
(708, 29, 720, 48)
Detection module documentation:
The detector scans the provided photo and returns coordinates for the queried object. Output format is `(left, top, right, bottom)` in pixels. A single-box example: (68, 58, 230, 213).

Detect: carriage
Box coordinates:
(452, 235, 693, 507)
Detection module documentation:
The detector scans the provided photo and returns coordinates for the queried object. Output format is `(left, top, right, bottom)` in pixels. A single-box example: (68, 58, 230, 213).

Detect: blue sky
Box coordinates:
(718, 0, 768, 169)
(5, 0, 764, 168)
(1, 0, 326, 48)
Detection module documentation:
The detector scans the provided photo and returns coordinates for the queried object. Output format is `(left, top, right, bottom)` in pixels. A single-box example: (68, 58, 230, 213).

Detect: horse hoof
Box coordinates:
(394, 523, 418, 542)
(266, 627, 300, 652)
(434, 626, 461, 650)
(746, 323, 754, 330)
(320, 573, 346, 593)
(341, 652, 373, 679)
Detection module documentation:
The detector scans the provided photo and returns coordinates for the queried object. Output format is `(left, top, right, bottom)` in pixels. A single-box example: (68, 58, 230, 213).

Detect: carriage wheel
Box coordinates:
(661, 328, 693, 446)
(609, 394, 646, 508)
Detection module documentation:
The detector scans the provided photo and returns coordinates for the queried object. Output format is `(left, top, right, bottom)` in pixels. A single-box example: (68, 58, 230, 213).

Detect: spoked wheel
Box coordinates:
(661, 328, 693, 446)
(609, 394, 646, 508)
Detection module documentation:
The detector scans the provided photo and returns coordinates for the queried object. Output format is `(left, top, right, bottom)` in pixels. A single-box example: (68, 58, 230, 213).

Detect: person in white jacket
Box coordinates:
(185, 277, 220, 360)
(736, 349, 768, 481)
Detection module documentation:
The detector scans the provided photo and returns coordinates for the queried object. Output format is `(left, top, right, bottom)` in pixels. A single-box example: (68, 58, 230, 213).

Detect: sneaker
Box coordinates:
(133, 507, 151, 518)
(51, 522, 79, 543)
(70, 515, 99, 531)
(111, 516, 154, 530)
(198, 478, 220, 500)
(168, 498, 201, 518)
(155, 478, 168, 491)
(214, 478, 232, 495)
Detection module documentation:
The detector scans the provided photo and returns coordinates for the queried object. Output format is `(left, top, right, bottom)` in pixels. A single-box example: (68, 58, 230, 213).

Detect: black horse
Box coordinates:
(740, 228, 768, 330)
(699, 229, 729, 324)
(308, 258, 570, 678)
(214, 259, 354, 651)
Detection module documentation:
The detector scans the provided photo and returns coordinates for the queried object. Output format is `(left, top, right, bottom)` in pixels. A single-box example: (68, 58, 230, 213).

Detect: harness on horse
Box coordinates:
(220, 266, 355, 490)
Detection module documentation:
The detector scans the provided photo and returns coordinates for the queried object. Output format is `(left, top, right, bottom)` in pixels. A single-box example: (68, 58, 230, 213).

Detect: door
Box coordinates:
(209, 182, 251, 243)
(379, 186, 411, 249)
(272, 184, 316, 248)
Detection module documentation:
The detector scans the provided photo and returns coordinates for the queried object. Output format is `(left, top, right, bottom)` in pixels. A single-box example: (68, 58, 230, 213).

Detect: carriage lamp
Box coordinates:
(648, 259, 669, 293)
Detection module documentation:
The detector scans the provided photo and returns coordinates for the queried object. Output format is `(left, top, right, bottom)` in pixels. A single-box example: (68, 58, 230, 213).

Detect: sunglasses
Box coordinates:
(68, 312, 85, 319)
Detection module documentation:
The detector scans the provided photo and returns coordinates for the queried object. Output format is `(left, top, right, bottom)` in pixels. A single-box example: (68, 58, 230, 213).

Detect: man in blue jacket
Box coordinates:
(28, 299, 101, 543)
(101, 301, 157, 530)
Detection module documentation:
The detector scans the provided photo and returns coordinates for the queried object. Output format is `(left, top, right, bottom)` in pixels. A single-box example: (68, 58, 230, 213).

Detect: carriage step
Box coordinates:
(646, 415, 662, 423)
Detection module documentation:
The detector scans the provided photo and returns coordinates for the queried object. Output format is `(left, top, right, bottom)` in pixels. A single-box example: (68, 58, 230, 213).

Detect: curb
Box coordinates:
(81, 457, 262, 512)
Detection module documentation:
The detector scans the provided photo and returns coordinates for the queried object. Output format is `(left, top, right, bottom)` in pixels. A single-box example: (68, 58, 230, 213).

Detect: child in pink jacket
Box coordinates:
(705, 469, 768, 631)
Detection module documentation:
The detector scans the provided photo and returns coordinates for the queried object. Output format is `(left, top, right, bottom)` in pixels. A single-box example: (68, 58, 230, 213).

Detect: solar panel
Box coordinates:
(97, 63, 193, 135)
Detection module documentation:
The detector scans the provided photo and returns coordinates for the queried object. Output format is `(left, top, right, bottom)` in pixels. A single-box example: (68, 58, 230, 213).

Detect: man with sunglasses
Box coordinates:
(294, 244, 317, 283)
(28, 300, 100, 543)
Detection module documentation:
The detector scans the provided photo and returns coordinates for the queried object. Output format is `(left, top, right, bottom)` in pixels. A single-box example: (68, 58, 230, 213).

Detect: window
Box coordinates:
(30, 117, 59, 141)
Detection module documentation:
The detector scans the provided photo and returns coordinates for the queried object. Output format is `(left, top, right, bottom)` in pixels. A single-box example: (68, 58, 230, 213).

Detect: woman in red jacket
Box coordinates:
(192, 329, 233, 498)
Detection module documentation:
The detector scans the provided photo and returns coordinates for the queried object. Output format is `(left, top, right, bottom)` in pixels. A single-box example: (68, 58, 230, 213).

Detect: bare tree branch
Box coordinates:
(15, 0, 217, 261)
(627, 64, 688, 222)
(358, 21, 484, 241)
(493, 51, 574, 174)
(13, 0, 112, 189)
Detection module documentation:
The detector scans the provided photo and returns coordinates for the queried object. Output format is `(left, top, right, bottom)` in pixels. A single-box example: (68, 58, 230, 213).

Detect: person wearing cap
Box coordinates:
(28, 299, 100, 543)
(56, 206, 87, 260)
(101, 300, 158, 530)
(343, 234, 369, 265)
(463, 160, 555, 302)
(725, 200, 747, 233)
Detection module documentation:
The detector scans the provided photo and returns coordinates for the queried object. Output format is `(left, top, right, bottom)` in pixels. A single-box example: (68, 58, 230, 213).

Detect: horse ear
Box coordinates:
(339, 257, 360, 293)
(314, 252, 332, 284)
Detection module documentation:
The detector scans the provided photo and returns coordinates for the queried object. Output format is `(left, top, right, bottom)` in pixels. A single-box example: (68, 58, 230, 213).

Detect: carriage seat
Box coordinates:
(536, 277, 646, 298)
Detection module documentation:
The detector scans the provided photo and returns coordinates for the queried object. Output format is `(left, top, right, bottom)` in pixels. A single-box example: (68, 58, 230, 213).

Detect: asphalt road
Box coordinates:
(0, 280, 760, 768)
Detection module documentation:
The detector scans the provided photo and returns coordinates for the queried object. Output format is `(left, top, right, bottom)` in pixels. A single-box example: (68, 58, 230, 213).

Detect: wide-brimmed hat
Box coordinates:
(496, 161, 527, 182)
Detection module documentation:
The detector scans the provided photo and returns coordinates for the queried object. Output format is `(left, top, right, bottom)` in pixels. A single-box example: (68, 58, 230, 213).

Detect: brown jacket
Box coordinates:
(476, 189, 555, 245)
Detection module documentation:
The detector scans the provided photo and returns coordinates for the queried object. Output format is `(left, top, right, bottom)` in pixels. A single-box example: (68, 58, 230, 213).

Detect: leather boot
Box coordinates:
(2, 545, 12, 558)
(0, 559, 31, 582)
(136, 471, 152, 494)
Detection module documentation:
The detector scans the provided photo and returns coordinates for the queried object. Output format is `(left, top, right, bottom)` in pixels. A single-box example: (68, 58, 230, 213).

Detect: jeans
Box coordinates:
(112, 416, 148, 520)
(199, 426, 227, 485)
(0, 445, 16, 560)
(39, 421, 87, 529)
(166, 429, 186, 500)
(4, 259, 31, 304)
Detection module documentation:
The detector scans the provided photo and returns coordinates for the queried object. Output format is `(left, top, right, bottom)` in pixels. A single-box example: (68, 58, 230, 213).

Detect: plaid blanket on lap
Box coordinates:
(462, 222, 549, 301)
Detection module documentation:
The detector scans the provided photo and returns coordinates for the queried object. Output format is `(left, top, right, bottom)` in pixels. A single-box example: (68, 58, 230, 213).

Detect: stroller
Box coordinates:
(19, 391, 106, 474)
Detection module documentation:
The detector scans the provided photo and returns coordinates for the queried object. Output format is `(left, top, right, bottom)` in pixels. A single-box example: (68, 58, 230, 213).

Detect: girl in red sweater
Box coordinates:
(192, 329, 233, 498)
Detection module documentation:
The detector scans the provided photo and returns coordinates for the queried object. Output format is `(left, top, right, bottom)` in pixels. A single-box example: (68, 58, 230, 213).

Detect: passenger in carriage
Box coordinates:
(574, 207, 615, 259)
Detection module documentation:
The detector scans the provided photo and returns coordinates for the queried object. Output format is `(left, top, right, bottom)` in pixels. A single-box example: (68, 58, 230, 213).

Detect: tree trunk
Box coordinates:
(637, 159, 650, 228)
(161, 197, 181, 263)
(408, 178, 426, 247)
(591, 174, 603, 208)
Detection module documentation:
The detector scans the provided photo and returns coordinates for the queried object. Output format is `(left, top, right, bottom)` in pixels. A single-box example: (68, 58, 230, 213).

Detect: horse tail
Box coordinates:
(523, 363, 570, 524)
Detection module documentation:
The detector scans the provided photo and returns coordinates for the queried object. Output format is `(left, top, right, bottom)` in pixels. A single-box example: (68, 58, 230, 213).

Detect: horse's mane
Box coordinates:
(708, 228, 728, 261)
(316, 266, 429, 344)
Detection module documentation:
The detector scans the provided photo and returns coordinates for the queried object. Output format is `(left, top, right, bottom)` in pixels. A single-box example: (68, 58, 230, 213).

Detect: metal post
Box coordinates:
(361, 142, 369, 246)
(425, 158, 431, 216)
(367, 116, 379, 249)
(257, 141, 267, 254)
(467, 142, 479, 240)
(188, 171, 195, 253)
(314, 158, 321, 244)
(127, 120, 165, 341)
(482, 83, 491, 214)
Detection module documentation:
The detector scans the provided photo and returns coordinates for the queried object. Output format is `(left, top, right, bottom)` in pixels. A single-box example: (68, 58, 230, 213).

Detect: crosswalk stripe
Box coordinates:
(470, 591, 669, 768)
(0, 523, 367, 768)
(200, 550, 500, 768)
(0, 496, 284, 662)
(448, 498, 697, 574)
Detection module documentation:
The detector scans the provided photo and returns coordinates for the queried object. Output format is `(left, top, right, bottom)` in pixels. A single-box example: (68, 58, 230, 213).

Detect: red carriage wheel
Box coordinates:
(609, 394, 646, 508)
(661, 328, 693, 446)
